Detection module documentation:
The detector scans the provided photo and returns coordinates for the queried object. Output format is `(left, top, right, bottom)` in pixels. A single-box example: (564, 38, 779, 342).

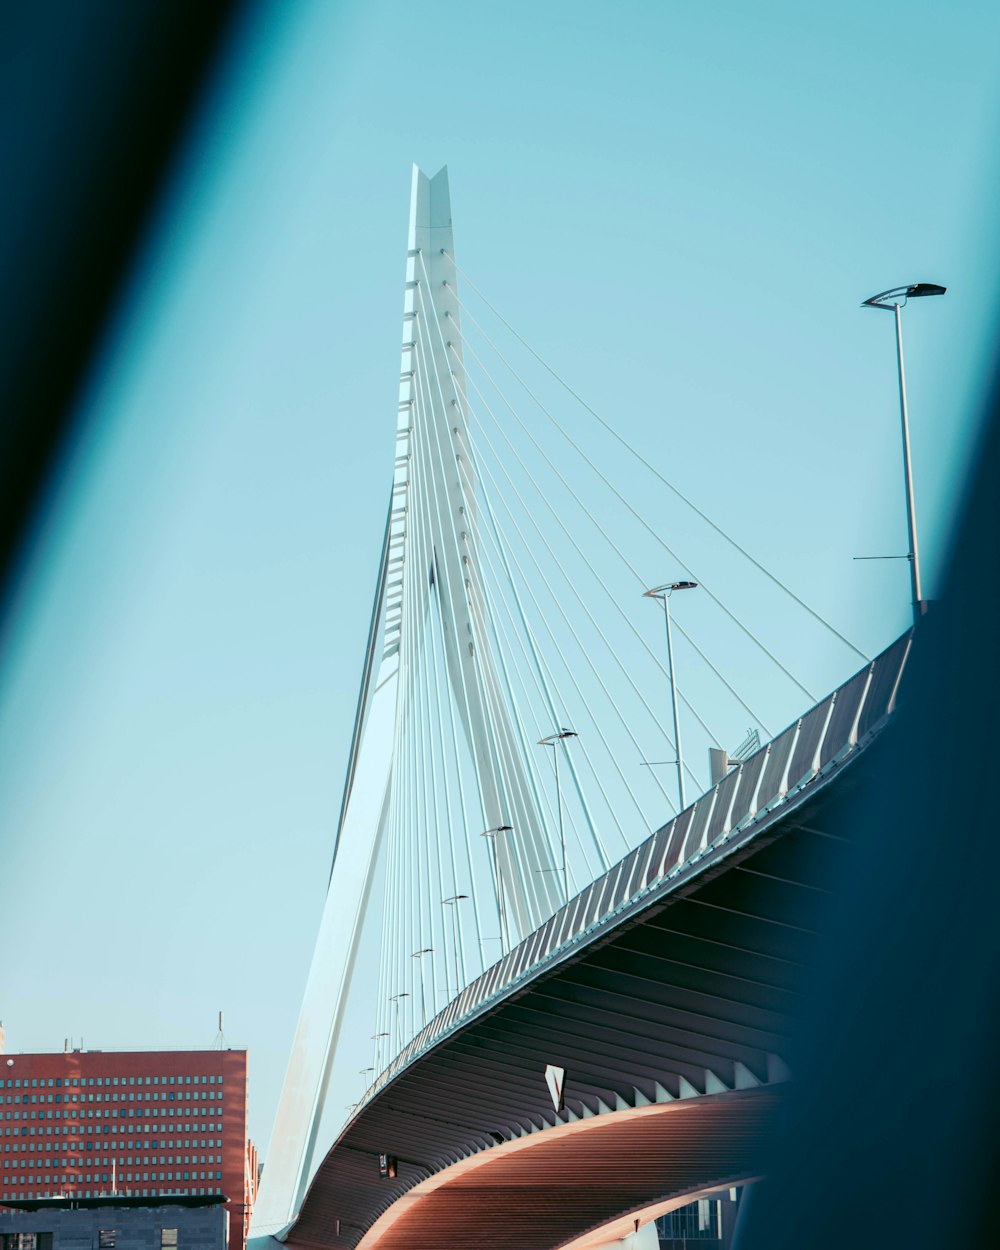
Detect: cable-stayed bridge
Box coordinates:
(250, 167, 912, 1250)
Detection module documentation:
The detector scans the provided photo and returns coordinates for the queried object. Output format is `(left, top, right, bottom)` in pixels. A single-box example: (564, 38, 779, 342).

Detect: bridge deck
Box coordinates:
(285, 632, 912, 1250)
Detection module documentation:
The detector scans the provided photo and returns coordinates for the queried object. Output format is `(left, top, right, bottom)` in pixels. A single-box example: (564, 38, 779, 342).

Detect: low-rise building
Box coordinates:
(0, 1049, 257, 1250)
(0, 1193, 227, 1250)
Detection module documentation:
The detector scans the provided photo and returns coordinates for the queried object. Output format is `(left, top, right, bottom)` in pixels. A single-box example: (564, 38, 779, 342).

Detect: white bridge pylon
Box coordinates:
(392, 165, 565, 938)
(253, 166, 567, 1235)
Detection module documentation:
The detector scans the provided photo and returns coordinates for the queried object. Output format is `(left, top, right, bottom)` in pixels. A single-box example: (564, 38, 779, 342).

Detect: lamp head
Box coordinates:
(862, 282, 946, 309)
(644, 580, 698, 599)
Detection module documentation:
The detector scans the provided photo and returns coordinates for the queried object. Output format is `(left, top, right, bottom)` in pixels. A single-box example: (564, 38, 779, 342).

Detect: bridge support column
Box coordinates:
(586, 1220, 660, 1250)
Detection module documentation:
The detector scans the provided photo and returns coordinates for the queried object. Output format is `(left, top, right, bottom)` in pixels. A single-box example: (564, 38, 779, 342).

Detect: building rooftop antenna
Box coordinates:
(215, 1010, 227, 1051)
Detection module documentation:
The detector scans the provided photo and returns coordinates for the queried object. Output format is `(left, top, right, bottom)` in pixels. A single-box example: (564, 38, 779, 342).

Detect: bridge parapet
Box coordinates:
(361, 631, 912, 1108)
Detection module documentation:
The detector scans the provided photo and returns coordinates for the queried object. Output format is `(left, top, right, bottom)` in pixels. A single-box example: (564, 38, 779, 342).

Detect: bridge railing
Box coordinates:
(363, 631, 912, 1103)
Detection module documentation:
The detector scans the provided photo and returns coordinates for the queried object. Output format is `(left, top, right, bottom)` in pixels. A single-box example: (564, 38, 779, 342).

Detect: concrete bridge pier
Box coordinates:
(586, 1221, 660, 1250)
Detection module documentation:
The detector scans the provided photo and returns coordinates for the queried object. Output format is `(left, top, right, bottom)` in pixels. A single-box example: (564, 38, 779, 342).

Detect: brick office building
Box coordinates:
(0, 1049, 258, 1250)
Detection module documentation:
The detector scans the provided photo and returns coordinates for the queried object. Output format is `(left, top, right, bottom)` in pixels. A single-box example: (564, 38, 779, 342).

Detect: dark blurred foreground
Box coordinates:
(735, 381, 1000, 1244)
(0, 0, 245, 633)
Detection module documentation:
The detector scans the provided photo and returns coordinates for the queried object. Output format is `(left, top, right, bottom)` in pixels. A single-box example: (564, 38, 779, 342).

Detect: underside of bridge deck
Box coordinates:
(284, 732, 881, 1250)
(348, 1091, 776, 1250)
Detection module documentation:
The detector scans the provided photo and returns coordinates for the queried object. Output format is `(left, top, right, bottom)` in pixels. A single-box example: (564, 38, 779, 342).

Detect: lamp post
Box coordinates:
(643, 581, 698, 810)
(481, 825, 513, 952)
(411, 948, 434, 1026)
(862, 282, 946, 626)
(538, 730, 577, 902)
(442, 895, 468, 998)
(387, 993, 409, 1054)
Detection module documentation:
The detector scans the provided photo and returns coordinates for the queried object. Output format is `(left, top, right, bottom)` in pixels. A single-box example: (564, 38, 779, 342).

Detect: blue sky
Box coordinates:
(2, 0, 999, 1159)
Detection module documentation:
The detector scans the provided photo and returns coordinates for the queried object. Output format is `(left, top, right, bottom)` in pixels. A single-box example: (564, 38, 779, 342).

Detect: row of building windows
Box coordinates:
(102, 1229, 179, 1250)
(3, 1125, 222, 1135)
(5, 1091, 223, 1105)
(100, 1228, 178, 1250)
(0, 1077, 225, 1090)
(0, 1170, 224, 1184)
(0, 1189, 223, 1202)
(4, 1155, 223, 1168)
(3, 1228, 180, 1249)
(4, 1121, 224, 1134)
(5, 1118, 221, 1131)
(4, 1141, 223, 1155)
(0, 1234, 54, 1250)
(5, 1120, 223, 1133)
(5, 1109, 222, 1122)
(2, 1229, 192, 1250)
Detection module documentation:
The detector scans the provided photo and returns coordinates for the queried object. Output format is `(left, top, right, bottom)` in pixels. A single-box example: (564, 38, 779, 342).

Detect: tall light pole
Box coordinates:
(442, 895, 468, 998)
(481, 826, 513, 953)
(538, 730, 577, 902)
(387, 993, 409, 1054)
(411, 948, 434, 1026)
(862, 282, 946, 626)
(643, 581, 698, 810)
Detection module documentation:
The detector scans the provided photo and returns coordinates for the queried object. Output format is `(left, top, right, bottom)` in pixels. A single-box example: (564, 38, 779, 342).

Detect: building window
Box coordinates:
(98, 1232, 116, 1250)
(160, 1232, 177, 1249)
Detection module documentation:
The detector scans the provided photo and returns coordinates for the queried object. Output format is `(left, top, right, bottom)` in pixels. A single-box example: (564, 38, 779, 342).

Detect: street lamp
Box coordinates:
(442, 895, 468, 998)
(481, 826, 513, 953)
(862, 282, 946, 625)
(388, 992, 410, 1053)
(643, 581, 698, 810)
(371, 1031, 389, 1071)
(538, 730, 577, 902)
(411, 948, 434, 1026)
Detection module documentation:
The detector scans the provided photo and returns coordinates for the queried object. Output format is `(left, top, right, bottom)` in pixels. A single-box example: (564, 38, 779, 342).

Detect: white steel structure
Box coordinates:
(254, 166, 564, 1233)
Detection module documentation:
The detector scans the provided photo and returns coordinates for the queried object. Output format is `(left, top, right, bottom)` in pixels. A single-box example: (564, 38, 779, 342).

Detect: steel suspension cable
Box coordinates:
(471, 447, 613, 873)
(446, 427, 569, 927)
(448, 306, 817, 702)
(416, 256, 609, 878)
(421, 321, 561, 940)
(449, 470, 571, 893)
(410, 367, 464, 999)
(466, 514, 602, 892)
(454, 336, 745, 751)
(469, 382, 775, 741)
(442, 255, 869, 664)
(462, 500, 573, 852)
(462, 497, 610, 890)
(401, 404, 447, 1016)
(411, 312, 497, 983)
(460, 361, 748, 754)
(411, 297, 503, 861)
(415, 268, 567, 923)
(467, 433, 667, 841)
